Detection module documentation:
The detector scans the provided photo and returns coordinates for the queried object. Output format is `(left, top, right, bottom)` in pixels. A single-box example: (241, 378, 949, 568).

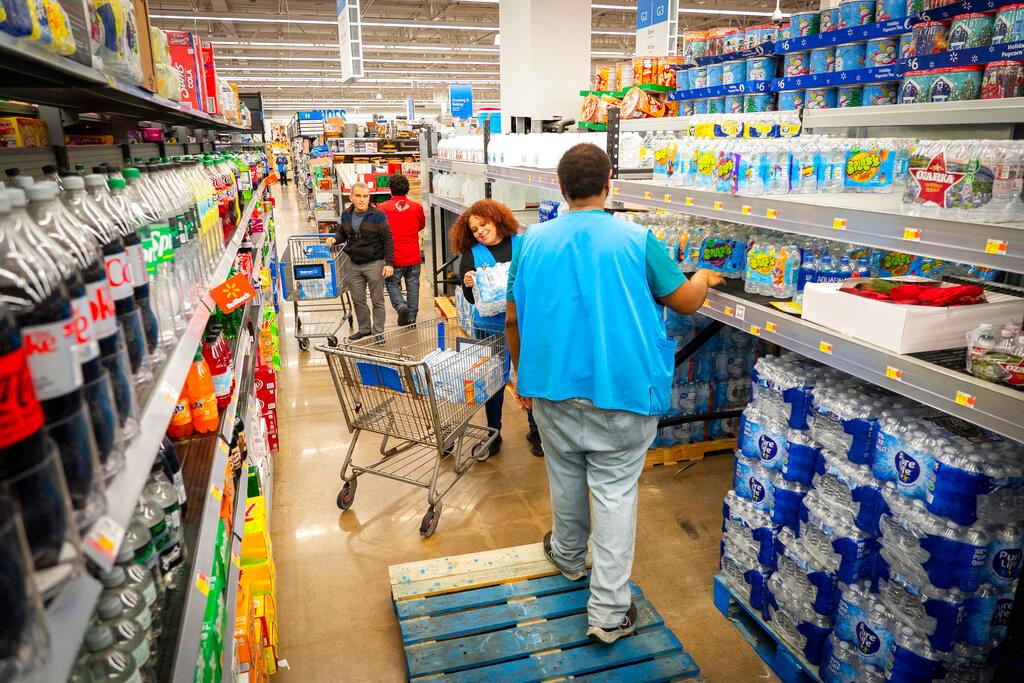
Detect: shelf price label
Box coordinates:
(232, 551, 242, 570)
(527, 175, 533, 182)
(734, 305, 746, 321)
(83, 516, 126, 570)
(196, 571, 211, 597)
(819, 341, 833, 354)
(766, 208, 778, 219)
(211, 484, 222, 501)
(713, 200, 724, 211)
(702, 298, 711, 308)
(903, 228, 922, 242)
(613, 186, 620, 195)
(885, 366, 903, 381)
(643, 191, 652, 199)
(749, 325, 761, 336)
(955, 391, 976, 408)
(741, 205, 752, 216)
(210, 273, 258, 314)
(663, 193, 672, 202)
(766, 322, 778, 333)
(551, 178, 558, 186)
(685, 197, 694, 206)
(832, 217, 848, 230)
(985, 239, 1008, 255)
(724, 306, 734, 316)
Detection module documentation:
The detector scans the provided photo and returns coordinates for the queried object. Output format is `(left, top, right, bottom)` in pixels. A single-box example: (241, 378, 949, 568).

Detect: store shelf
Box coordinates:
(428, 158, 487, 175)
(428, 193, 538, 229)
(23, 575, 103, 683)
(610, 179, 1024, 275)
(697, 280, 1024, 443)
(334, 151, 421, 157)
(486, 165, 560, 190)
(802, 97, 1024, 130)
(314, 210, 339, 222)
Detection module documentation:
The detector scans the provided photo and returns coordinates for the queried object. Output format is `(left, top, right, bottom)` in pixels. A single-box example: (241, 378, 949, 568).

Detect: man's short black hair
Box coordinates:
(557, 143, 611, 201)
(389, 173, 410, 196)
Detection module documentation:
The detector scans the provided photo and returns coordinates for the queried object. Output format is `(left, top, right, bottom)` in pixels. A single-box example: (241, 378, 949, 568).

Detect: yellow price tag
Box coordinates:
(551, 178, 558, 186)
(713, 201, 724, 211)
(903, 228, 922, 242)
(741, 205, 752, 216)
(232, 552, 241, 570)
(885, 366, 903, 381)
(196, 572, 211, 596)
(724, 306, 734, 316)
(955, 391, 976, 408)
(749, 325, 761, 336)
(985, 239, 1008, 255)
(766, 322, 778, 333)
(613, 186, 620, 195)
(702, 299, 711, 308)
(766, 208, 778, 219)
(832, 217, 847, 230)
(643, 191, 652, 200)
(685, 197, 694, 206)
(218, 440, 229, 454)
(819, 341, 833, 354)
(260, 267, 271, 288)
(211, 485, 222, 501)
(663, 193, 672, 202)
(527, 175, 533, 182)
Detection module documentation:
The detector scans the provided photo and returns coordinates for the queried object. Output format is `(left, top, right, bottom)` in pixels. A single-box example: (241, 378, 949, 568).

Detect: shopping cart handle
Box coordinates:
(295, 233, 335, 238)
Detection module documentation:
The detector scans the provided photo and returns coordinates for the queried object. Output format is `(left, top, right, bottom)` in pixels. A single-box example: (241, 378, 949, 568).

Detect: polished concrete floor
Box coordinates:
(268, 182, 774, 681)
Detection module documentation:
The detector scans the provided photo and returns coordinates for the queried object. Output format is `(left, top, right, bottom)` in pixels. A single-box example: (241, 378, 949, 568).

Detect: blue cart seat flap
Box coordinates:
(356, 362, 405, 392)
(304, 244, 331, 258)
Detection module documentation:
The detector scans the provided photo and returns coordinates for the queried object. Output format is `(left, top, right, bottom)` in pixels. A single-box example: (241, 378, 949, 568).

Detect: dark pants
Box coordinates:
(484, 386, 538, 434)
(385, 263, 421, 319)
(278, 170, 288, 185)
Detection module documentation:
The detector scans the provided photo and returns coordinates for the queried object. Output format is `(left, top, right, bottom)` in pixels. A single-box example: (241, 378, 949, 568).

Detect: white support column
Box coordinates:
(499, 0, 591, 132)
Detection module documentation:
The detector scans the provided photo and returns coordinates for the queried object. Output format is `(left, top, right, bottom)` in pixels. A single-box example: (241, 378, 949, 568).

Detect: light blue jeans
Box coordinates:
(532, 397, 658, 628)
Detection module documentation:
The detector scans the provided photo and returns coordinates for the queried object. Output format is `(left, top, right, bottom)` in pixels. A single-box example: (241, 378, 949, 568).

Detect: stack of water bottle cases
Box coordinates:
(721, 353, 1023, 682)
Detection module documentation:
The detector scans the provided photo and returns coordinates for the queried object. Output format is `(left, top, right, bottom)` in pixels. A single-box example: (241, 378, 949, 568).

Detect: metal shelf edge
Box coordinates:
(23, 575, 103, 683)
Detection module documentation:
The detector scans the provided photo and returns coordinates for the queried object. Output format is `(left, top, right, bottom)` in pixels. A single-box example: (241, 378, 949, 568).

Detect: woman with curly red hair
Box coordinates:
(451, 199, 543, 459)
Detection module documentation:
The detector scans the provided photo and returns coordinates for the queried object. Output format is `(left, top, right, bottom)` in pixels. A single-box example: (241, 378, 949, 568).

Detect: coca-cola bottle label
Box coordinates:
(104, 253, 134, 301)
(85, 280, 118, 340)
(70, 295, 100, 364)
(22, 318, 84, 400)
(0, 347, 46, 448)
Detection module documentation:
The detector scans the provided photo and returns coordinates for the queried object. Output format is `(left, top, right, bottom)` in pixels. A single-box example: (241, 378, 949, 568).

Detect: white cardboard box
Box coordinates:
(801, 278, 1024, 354)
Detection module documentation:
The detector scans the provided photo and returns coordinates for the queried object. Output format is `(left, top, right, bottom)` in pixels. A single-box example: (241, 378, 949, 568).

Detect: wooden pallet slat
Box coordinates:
(644, 437, 736, 468)
(397, 573, 586, 620)
(406, 598, 664, 678)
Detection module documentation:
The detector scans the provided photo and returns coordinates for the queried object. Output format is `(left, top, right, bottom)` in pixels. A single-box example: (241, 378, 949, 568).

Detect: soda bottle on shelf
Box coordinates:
(0, 189, 104, 531)
(156, 436, 187, 513)
(185, 349, 219, 433)
(26, 181, 126, 483)
(105, 177, 163, 367)
(202, 327, 234, 410)
(145, 164, 198, 315)
(81, 174, 152, 386)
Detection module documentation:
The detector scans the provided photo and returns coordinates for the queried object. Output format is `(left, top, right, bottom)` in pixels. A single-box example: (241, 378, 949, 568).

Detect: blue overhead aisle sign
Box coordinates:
(449, 84, 473, 120)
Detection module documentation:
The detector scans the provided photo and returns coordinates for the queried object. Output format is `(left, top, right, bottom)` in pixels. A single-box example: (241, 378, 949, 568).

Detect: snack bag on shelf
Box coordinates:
(621, 87, 667, 119)
(579, 94, 600, 123)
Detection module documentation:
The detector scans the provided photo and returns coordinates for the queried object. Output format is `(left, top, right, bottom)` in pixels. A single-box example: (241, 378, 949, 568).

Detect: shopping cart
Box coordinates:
(319, 317, 507, 537)
(279, 234, 353, 351)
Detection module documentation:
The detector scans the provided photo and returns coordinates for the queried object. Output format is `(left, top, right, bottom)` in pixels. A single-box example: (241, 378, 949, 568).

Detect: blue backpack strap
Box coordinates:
(471, 241, 497, 268)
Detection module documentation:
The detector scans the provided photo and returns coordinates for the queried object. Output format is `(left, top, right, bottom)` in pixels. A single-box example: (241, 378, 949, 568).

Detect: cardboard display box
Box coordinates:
(165, 30, 203, 110)
(133, 0, 158, 93)
(802, 278, 1024, 354)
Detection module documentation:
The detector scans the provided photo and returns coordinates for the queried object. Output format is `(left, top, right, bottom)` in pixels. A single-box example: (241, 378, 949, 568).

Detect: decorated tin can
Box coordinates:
(745, 55, 777, 81)
(790, 11, 821, 37)
(899, 70, 937, 102)
(681, 30, 709, 63)
(993, 4, 1024, 44)
(707, 63, 724, 88)
(723, 28, 745, 54)
(694, 98, 709, 114)
(676, 67, 692, 91)
(725, 94, 745, 113)
(899, 32, 913, 59)
(785, 51, 810, 77)
(863, 81, 900, 105)
(692, 65, 709, 89)
(721, 60, 747, 85)
(839, 0, 875, 28)
(706, 97, 727, 114)
(821, 7, 840, 32)
(777, 89, 805, 110)
(928, 65, 984, 102)
(810, 46, 835, 74)
(876, 0, 907, 21)
(805, 87, 838, 109)
(912, 20, 951, 56)
(837, 85, 864, 107)
(948, 13, 995, 50)
(780, 24, 792, 41)
(744, 92, 775, 112)
(681, 100, 697, 116)
(981, 60, 1024, 98)
(866, 36, 899, 66)
(836, 42, 867, 71)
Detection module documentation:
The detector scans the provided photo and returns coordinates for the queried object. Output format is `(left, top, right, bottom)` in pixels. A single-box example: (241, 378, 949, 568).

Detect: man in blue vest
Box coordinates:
(506, 143, 724, 643)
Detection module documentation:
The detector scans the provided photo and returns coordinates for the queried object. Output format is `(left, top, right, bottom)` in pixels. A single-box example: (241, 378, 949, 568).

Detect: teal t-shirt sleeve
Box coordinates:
(645, 231, 686, 298)
(505, 243, 521, 302)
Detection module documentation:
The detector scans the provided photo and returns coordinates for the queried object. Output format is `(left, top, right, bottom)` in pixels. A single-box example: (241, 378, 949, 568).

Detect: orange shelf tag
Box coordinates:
(885, 366, 903, 381)
(955, 391, 976, 408)
(819, 341, 833, 354)
(832, 217, 847, 230)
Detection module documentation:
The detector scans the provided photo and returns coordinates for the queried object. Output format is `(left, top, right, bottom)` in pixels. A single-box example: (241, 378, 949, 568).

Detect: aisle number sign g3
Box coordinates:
(635, 0, 677, 56)
(449, 84, 474, 120)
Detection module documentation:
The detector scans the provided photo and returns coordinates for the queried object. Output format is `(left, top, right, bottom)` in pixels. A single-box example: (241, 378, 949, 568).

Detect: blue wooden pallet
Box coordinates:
(712, 574, 822, 683)
(389, 544, 700, 682)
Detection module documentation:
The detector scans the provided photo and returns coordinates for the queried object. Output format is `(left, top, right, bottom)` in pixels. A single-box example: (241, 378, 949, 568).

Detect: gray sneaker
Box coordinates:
(586, 602, 638, 644)
(543, 532, 587, 581)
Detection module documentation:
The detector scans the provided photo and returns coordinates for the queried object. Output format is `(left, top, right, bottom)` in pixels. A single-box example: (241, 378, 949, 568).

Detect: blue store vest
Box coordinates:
(512, 210, 674, 416)
(470, 235, 520, 336)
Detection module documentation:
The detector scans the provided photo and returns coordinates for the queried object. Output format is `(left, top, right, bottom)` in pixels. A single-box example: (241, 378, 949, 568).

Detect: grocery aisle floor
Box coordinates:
(267, 182, 775, 682)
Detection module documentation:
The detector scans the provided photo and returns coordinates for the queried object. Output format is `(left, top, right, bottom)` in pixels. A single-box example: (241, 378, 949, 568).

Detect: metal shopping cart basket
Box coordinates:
(279, 234, 353, 351)
(318, 316, 508, 537)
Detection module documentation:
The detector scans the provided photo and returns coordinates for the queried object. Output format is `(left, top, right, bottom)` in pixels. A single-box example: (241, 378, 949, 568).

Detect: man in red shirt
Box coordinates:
(378, 173, 426, 326)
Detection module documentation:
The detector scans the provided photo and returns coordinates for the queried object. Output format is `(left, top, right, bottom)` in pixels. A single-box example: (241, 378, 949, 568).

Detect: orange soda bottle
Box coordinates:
(167, 387, 194, 439)
(186, 349, 220, 433)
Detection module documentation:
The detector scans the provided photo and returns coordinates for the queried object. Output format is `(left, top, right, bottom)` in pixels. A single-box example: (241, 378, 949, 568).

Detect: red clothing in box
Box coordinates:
(378, 196, 425, 267)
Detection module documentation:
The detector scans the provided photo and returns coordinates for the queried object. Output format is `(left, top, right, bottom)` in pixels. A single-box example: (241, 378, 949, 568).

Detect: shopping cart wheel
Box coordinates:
(327, 336, 339, 347)
(419, 504, 441, 538)
(336, 480, 357, 511)
(298, 337, 310, 351)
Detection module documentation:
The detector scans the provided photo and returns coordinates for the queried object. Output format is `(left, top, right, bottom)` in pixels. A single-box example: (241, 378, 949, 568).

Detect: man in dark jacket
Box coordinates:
(326, 182, 394, 341)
